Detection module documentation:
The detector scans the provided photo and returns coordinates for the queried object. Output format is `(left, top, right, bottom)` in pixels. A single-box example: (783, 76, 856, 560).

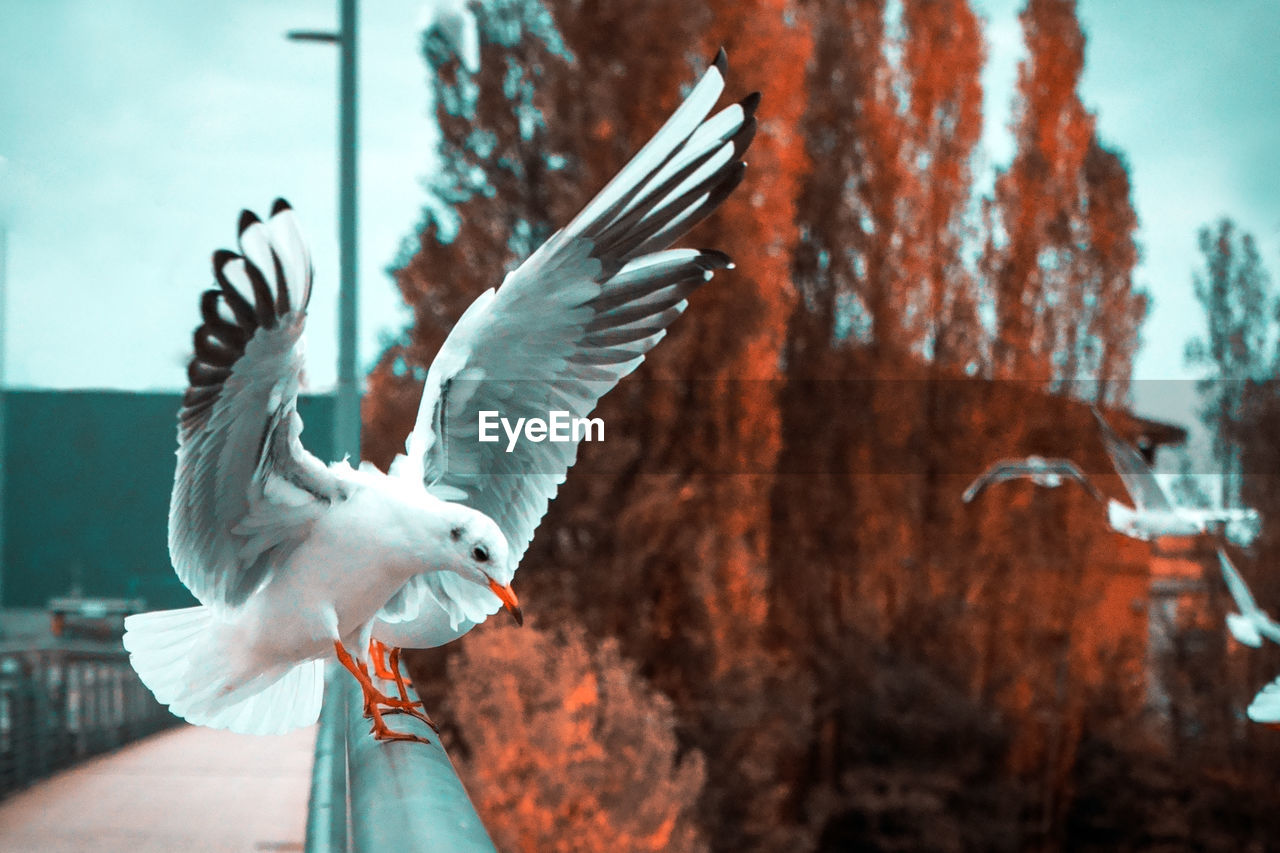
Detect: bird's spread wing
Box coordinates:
(1219, 548, 1261, 616)
(169, 200, 344, 610)
(383, 52, 756, 622)
(962, 460, 1037, 502)
(1092, 408, 1173, 512)
(1218, 549, 1280, 644)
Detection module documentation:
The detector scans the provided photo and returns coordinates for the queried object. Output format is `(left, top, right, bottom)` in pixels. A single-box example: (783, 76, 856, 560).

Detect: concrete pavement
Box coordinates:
(0, 724, 316, 852)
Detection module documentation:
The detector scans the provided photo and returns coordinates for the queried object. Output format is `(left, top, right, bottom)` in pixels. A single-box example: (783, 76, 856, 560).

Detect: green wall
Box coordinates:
(1, 390, 335, 610)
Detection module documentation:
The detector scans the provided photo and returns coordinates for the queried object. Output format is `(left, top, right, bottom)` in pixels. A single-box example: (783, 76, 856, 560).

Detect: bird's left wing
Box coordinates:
(961, 460, 1035, 502)
(170, 201, 345, 610)
(1092, 408, 1173, 512)
(383, 53, 756, 623)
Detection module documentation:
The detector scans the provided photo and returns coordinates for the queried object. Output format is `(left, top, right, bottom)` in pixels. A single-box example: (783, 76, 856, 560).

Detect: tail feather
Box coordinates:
(124, 606, 323, 735)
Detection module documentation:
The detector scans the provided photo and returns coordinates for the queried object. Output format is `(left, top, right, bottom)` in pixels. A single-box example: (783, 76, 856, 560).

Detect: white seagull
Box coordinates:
(961, 456, 1103, 504)
(127, 50, 757, 739)
(124, 201, 519, 744)
(1215, 549, 1280, 726)
(363, 51, 759, 688)
(1093, 407, 1260, 546)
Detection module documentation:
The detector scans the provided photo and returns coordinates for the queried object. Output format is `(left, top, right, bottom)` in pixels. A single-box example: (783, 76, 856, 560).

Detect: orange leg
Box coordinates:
(338, 641, 435, 728)
(332, 641, 432, 746)
(368, 638, 397, 680)
(377, 647, 440, 733)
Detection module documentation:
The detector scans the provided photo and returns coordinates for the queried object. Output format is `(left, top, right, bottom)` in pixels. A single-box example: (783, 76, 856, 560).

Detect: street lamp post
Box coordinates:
(288, 0, 360, 463)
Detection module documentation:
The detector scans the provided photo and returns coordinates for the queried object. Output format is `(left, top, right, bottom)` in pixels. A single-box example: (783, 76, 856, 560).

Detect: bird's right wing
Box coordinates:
(1092, 408, 1173, 512)
(169, 201, 346, 611)
(1050, 459, 1106, 503)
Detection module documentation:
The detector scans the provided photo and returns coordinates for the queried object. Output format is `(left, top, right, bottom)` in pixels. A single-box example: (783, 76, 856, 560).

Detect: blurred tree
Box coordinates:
(982, 0, 1094, 382)
(1078, 140, 1146, 405)
(1184, 218, 1274, 507)
(900, 0, 986, 371)
(445, 620, 708, 853)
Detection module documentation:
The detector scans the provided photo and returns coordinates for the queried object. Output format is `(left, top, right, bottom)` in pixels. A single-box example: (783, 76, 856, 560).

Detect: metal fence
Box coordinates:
(0, 645, 177, 798)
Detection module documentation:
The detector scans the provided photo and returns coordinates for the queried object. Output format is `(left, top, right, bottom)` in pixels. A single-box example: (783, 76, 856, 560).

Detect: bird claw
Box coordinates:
(368, 638, 398, 680)
(368, 716, 433, 746)
(334, 640, 434, 747)
(361, 694, 438, 731)
(381, 705, 442, 733)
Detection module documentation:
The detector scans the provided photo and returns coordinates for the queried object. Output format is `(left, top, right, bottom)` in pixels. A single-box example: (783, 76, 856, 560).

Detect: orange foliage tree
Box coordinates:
(983, 0, 1093, 382)
(900, 0, 986, 370)
(444, 620, 708, 853)
(362, 0, 1261, 848)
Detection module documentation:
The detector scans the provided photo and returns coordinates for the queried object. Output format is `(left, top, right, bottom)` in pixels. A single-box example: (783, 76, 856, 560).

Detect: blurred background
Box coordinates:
(4, 0, 1280, 850)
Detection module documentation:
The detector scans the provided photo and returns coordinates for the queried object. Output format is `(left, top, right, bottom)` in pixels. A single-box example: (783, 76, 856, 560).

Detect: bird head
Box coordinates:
(438, 507, 521, 627)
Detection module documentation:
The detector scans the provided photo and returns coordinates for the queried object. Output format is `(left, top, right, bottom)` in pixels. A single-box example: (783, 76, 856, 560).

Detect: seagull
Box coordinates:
(1215, 549, 1280, 726)
(1093, 407, 1260, 546)
(1217, 548, 1280, 649)
(362, 51, 759, 691)
(961, 456, 1104, 504)
(123, 201, 519, 744)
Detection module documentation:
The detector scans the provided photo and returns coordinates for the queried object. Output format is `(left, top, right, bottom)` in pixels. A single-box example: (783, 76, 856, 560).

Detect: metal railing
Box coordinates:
(0, 645, 177, 798)
(305, 662, 497, 853)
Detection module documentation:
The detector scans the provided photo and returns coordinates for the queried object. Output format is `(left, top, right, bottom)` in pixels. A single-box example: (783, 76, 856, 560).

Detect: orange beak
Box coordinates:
(487, 578, 523, 626)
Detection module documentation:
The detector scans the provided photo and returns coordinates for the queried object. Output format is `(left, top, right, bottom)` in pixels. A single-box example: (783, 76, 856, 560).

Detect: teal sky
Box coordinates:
(1, 1, 1278, 437)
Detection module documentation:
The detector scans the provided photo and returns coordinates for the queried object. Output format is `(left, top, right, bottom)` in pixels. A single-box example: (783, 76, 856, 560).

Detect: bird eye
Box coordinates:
(472, 545, 489, 563)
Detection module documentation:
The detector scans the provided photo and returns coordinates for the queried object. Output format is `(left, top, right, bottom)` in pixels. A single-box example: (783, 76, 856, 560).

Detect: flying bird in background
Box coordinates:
(123, 202, 517, 744)
(1217, 548, 1280, 650)
(1215, 549, 1280, 726)
(1093, 408, 1260, 546)
(961, 456, 1103, 504)
(369, 50, 758, 692)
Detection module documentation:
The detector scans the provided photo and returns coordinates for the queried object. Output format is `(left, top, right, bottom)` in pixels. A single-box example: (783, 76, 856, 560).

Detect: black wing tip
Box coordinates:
(712, 47, 727, 74)
(271, 198, 292, 216)
(696, 249, 734, 270)
(733, 117, 758, 158)
(212, 248, 240, 269)
(741, 91, 762, 115)
(726, 159, 748, 185)
(238, 209, 261, 235)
